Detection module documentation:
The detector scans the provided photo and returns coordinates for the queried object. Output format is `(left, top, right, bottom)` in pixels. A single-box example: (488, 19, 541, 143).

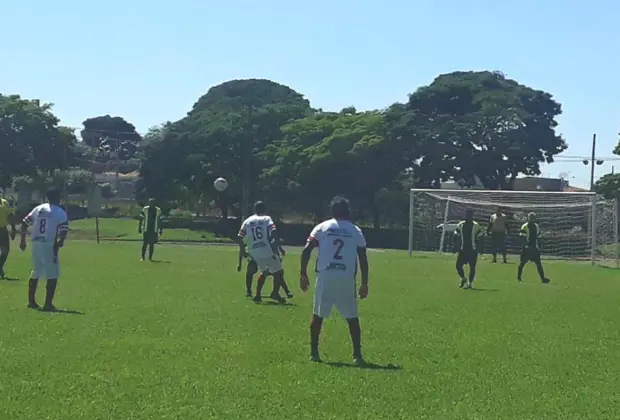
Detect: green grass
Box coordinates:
(1, 244, 620, 419)
(70, 217, 233, 243)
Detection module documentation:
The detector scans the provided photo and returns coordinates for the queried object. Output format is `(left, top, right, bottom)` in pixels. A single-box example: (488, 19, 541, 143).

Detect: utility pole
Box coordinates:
(589, 133, 596, 191)
(241, 106, 253, 219)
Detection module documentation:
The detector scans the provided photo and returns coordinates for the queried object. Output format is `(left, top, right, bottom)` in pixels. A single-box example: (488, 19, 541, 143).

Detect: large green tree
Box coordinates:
(139, 79, 311, 215)
(81, 115, 142, 160)
(594, 173, 620, 199)
(390, 71, 567, 189)
(0, 94, 77, 190)
(261, 108, 409, 226)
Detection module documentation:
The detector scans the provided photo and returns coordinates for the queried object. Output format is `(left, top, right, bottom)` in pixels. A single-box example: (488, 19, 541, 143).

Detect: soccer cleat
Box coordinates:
(310, 353, 322, 363)
(542, 278, 551, 284)
(463, 282, 472, 290)
(27, 302, 41, 310)
(459, 278, 467, 288)
(353, 356, 366, 366)
(246, 291, 252, 297)
(140, 258, 144, 262)
(270, 293, 286, 304)
(252, 295, 262, 303)
(517, 278, 522, 283)
(0, 270, 5, 279)
(42, 304, 57, 312)
(286, 292, 294, 299)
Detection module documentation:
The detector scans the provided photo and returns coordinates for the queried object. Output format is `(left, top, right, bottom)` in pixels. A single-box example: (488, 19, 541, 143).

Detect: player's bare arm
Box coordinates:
(300, 239, 317, 291)
(357, 246, 369, 299)
(236, 237, 245, 272)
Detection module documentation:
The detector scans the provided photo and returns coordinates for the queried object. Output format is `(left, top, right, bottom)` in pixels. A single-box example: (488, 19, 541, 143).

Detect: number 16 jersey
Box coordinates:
(238, 214, 277, 260)
(307, 218, 367, 279)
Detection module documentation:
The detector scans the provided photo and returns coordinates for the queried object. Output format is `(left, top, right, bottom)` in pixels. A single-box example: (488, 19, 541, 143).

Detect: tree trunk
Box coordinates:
(371, 191, 380, 229)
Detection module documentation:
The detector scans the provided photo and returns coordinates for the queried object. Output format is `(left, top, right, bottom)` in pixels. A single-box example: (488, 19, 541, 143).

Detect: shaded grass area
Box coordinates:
(1, 244, 620, 418)
(69, 218, 234, 243)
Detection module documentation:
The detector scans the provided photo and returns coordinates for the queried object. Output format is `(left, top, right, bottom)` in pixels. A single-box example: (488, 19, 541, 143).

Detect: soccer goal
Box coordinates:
(408, 188, 620, 267)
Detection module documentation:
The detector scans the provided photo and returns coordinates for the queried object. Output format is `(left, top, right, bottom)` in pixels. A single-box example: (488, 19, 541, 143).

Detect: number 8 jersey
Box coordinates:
(23, 203, 69, 243)
(238, 214, 277, 260)
(307, 218, 367, 279)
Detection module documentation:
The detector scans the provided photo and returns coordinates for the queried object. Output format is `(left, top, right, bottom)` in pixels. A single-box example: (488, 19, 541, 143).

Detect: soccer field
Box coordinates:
(1, 242, 620, 419)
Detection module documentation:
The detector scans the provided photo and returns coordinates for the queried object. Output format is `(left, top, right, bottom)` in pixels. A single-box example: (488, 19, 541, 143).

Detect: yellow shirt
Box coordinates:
(0, 198, 15, 229)
(489, 213, 507, 233)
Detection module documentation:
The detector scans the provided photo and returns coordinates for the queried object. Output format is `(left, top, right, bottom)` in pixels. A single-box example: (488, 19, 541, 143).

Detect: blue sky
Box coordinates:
(2, 0, 619, 188)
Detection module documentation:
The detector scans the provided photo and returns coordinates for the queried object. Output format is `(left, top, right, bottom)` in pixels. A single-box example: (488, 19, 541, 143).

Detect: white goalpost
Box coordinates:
(408, 188, 620, 267)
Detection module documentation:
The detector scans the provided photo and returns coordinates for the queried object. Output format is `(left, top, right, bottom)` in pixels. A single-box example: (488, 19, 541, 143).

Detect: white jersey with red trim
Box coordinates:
(308, 218, 366, 279)
(238, 214, 277, 260)
(23, 203, 69, 244)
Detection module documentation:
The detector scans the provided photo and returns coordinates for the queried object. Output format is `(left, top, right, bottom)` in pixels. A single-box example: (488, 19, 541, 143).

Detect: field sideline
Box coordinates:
(1, 241, 619, 419)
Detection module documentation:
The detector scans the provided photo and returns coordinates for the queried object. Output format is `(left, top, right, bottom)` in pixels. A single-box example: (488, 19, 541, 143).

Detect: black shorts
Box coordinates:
(457, 249, 478, 266)
(521, 247, 541, 264)
(247, 257, 258, 272)
(0, 227, 9, 249)
(143, 231, 159, 245)
(491, 232, 505, 247)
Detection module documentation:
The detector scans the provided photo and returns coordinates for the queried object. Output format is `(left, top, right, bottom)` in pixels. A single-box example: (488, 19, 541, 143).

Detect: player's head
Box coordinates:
(528, 212, 536, 222)
(465, 209, 474, 221)
(148, 198, 156, 206)
(331, 196, 350, 220)
(496, 206, 502, 214)
(254, 201, 266, 215)
(46, 188, 61, 205)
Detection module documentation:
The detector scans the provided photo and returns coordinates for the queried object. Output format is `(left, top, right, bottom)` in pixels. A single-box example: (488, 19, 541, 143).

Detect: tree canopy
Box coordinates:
(0, 94, 77, 190)
(2, 71, 577, 226)
(81, 115, 142, 160)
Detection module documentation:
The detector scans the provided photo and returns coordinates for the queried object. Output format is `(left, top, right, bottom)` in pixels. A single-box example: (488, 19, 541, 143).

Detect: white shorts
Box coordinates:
(313, 273, 358, 319)
(253, 254, 283, 275)
(31, 242, 60, 280)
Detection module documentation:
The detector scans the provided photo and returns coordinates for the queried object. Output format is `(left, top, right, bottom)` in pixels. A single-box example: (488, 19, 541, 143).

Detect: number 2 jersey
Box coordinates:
(238, 214, 277, 260)
(307, 218, 367, 279)
(23, 203, 69, 244)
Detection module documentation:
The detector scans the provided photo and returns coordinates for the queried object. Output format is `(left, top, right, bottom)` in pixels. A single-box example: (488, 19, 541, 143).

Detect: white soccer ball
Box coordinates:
(213, 177, 228, 192)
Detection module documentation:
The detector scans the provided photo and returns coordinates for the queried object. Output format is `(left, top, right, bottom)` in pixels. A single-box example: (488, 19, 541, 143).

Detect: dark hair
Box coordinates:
(254, 201, 266, 215)
(331, 196, 350, 219)
(465, 209, 474, 218)
(46, 188, 61, 204)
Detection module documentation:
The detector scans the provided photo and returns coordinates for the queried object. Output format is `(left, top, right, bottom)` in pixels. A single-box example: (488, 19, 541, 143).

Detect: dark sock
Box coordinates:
(536, 262, 546, 281)
(141, 242, 147, 259)
(28, 278, 38, 304)
(310, 315, 323, 355)
(517, 263, 525, 280)
(492, 252, 497, 261)
(456, 265, 465, 278)
(245, 271, 254, 293)
(271, 273, 282, 296)
(347, 318, 362, 358)
(256, 274, 266, 297)
(148, 244, 154, 260)
(45, 279, 58, 307)
(468, 265, 476, 282)
(0, 248, 8, 271)
(281, 279, 291, 295)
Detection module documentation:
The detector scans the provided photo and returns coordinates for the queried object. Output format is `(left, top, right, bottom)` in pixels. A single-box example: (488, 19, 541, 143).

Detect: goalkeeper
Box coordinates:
(517, 212, 550, 284)
(454, 210, 485, 289)
(487, 206, 508, 263)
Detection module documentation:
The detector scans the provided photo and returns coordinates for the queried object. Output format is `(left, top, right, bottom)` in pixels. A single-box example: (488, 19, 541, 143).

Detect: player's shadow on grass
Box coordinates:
(471, 288, 500, 292)
(263, 301, 297, 307)
(1, 276, 20, 281)
(150, 260, 171, 264)
(326, 361, 402, 371)
(39, 308, 85, 315)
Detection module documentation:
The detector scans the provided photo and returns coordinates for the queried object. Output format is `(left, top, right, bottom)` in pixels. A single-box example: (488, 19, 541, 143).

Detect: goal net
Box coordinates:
(408, 189, 619, 266)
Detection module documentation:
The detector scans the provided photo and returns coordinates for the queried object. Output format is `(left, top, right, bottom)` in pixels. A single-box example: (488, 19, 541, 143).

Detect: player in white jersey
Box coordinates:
(20, 188, 69, 311)
(300, 196, 369, 365)
(238, 201, 290, 303)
